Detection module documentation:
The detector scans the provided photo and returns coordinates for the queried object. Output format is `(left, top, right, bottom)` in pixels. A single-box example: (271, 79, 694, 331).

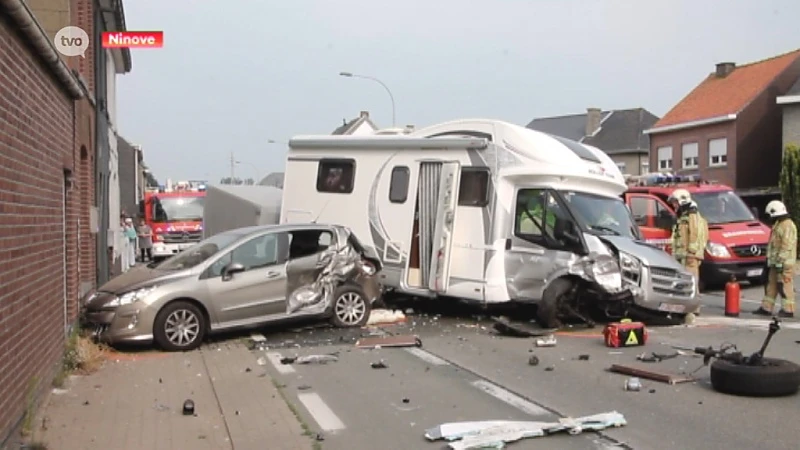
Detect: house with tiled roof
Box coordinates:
(644, 49, 800, 197)
(332, 110, 379, 135)
(777, 75, 800, 151)
(526, 107, 659, 175)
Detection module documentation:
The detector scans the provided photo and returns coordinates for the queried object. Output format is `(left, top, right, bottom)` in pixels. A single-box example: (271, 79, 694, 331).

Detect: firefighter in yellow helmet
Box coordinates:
(668, 189, 709, 287)
(753, 200, 797, 318)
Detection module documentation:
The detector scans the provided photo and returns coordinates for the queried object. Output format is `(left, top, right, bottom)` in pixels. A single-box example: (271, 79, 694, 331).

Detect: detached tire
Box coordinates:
(536, 278, 572, 329)
(710, 358, 800, 397)
(330, 284, 371, 328)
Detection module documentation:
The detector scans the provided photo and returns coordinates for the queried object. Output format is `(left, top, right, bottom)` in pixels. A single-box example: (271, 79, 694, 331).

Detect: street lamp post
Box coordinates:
(339, 71, 396, 127)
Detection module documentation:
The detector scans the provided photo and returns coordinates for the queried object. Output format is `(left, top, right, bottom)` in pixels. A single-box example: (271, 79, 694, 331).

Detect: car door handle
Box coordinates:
(266, 271, 280, 279)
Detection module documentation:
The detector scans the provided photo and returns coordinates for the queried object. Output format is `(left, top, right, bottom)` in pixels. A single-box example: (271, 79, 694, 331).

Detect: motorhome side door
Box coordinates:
(625, 193, 674, 252)
(427, 162, 461, 293)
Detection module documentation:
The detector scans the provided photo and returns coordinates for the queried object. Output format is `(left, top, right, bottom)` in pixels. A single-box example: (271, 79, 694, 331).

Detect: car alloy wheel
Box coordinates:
(334, 292, 367, 326)
(164, 308, 200, 347)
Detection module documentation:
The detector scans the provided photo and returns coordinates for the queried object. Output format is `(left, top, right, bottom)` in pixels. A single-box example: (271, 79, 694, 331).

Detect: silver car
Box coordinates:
(82, 224, 383, 351)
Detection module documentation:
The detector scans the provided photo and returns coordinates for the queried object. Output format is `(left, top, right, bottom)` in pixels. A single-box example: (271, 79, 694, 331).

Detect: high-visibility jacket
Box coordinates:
(767, 218, 797, 267)
(671, 210, 708, 260)
(518, 205, 556, 234)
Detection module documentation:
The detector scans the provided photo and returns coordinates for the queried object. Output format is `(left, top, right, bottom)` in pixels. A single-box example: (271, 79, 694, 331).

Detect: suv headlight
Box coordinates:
(619, 252, 641, 273)
(591, 254, 623, 291)
(108, 286, 157, 307)
(706, 242, 730, 258)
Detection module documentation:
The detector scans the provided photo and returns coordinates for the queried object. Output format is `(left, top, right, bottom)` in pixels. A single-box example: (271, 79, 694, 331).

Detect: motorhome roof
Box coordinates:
(288, 135, 488, 151)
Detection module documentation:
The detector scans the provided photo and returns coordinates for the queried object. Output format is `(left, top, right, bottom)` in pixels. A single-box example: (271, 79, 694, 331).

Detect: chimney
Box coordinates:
(715, 62, 736, 78)
(405, 124, 415, 132)
(360, 111, 369, 118)
(585, 108, 602, 136)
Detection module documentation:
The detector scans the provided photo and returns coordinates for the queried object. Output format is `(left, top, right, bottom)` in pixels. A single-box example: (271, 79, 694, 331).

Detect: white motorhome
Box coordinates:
(281, 119, 699, 326)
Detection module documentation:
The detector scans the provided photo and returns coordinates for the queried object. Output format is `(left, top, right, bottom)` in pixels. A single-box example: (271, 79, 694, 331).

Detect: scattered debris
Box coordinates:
(649, 389, 656, 394)
(544, 366, 555, 372)
(182, 399, 195, 416)
(492, 317, 556, 338)
(624, 377, 641, 392)
(528, 355, 540, 366)
(636, 352, 680, 363)
(256, 357, 267, 366)
(534, 335, 557, 347)
(158, 377, 163, 383)
(315, 433, 325, 441)
(244, 367, 251, 373)
(576, 354, 590, 361)
(355, 335, 422, 349)
(295, 354, 339, 365)
(280, 356, 296, 365)
(366, 309, 407, 326)
(371, 361, 389, 369)
(154, 403, 169, 412)
(82, 400, 90, 406)
(298, 385, 312, 391)
(609, 364, 695, 385)
(402, 398, 410, 404)
(425, 411, 627, 449)
(51, 388, 68, 395)
(405, 308, 415, 315)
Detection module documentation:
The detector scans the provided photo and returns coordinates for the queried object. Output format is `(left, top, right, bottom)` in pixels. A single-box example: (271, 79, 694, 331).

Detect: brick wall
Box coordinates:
(0, 12, 80, 442)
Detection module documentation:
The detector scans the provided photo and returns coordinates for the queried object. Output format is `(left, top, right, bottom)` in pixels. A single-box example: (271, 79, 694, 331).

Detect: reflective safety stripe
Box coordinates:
(646, 238, 671, 248)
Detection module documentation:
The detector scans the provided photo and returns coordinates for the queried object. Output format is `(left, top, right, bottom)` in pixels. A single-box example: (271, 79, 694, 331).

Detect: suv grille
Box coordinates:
(731, 244, 767, 258)
(161, 230, 202, 244)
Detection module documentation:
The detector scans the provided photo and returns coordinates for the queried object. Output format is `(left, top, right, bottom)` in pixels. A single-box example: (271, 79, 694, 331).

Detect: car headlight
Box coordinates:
(706, 242, 730, 258)
(108, 286, 157, 307)
(591, 254, 623, 291)
(619, 252, 641, 273)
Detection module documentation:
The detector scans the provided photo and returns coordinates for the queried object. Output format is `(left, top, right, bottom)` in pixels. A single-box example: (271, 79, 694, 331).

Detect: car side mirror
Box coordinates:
(222, 262, 246, 281)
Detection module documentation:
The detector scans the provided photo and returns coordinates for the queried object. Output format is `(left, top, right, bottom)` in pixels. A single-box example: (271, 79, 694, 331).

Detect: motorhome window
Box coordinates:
(563, 191, 639, 239)
(389, 166, 410, 203)
(458, 168, 489, 207)
(316, 160, 355, 194)
(514, 189, 564, 238)
(693, 191, 755, 224)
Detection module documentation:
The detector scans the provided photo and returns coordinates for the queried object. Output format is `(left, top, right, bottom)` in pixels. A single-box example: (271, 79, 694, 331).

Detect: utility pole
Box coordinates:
(230, 151, 235, 181)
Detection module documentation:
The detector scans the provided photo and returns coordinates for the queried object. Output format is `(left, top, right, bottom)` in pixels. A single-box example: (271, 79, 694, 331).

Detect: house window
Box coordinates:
(316, 159, 355, 193)
(657, 146, 673, 171)
(388, 166, 410, 203)
(641, 162, 650, 174)
(709, 138, 728, 167)
(682, 142, 699, 169)
(458, 168, 490, 207)
(616, 162, 626, 172)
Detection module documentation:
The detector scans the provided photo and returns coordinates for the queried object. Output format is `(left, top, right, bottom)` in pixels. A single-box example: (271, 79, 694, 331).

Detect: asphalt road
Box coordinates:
(242, 297, 800, 450)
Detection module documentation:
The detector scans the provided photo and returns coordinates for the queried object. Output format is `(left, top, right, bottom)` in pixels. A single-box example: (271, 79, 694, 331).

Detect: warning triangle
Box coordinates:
(625, 332, 639, 346)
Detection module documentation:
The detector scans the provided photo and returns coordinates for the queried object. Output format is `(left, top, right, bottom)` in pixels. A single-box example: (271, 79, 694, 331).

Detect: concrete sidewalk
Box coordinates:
(30, 342, 313, 450)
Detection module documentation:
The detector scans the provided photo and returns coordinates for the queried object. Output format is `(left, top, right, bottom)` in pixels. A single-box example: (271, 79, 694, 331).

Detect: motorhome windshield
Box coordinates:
(154, 230, 243, 271)
(692, 191, 755, 224)
(152, 196, 205, 223)
(562, 191, 640, 239)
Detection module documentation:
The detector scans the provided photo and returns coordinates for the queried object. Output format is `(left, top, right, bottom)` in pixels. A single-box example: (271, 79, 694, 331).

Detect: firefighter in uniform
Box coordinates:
(753, 200, 797, 318)
(668, 189, 708, 286)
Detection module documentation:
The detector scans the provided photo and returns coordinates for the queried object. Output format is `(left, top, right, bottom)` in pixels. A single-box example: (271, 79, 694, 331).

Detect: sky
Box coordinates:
(116, 0, 798, 185)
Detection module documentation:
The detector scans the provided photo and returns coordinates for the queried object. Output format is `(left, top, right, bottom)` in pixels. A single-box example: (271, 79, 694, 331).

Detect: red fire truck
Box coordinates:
(623, 174, 770, 289)
(140, 186, 207, 261)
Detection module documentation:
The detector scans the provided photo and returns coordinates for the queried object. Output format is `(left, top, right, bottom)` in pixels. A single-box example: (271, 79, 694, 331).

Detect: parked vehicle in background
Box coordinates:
(281, 119, 698, 327)
(81, 224, 382, 351)
(140, 188, 207, 261)
(625, 174, 770, 289)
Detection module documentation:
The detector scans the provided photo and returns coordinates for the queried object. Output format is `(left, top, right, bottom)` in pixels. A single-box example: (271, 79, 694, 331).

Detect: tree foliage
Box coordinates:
(779, 143, 800, 253)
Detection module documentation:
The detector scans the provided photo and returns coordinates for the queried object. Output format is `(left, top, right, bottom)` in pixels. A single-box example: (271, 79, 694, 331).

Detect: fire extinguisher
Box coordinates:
(725, 275, 740, 317)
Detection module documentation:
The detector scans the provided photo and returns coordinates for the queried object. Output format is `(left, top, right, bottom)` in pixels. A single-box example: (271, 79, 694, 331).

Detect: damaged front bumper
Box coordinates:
(81, 306, 154, 345)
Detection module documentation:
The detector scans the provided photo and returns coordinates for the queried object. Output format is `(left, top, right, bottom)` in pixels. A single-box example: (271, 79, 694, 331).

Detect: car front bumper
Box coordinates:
(701, 260, 766, 285)
(82, 306, 154, 345)
(628, 265, 701, 315)
(151, 242, 197, 259)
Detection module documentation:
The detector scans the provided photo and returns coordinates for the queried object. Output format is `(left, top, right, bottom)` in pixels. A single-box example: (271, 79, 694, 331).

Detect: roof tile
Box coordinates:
(654, 49, 800, 128)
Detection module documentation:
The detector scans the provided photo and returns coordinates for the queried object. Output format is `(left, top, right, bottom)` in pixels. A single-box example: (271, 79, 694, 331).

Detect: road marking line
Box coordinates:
(250, 332, 267, 342)
(265, 352, 295, 374)
(404, 347, 450, 366)
(692, 316, 800, 330)
(298, 393, 346, 431)
(471, 380, 550, 417)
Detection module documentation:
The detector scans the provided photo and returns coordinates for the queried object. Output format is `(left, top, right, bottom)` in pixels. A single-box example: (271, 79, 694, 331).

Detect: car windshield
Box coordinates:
(154, 231, 244, 271)
(561, 191, 641, 239)
(152, 195, 205, 222)
(692, 191, 755, 224)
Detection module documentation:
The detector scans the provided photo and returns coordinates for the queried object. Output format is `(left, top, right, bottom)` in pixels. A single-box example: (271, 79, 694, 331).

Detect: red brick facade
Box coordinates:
(0, 1, 96, 441)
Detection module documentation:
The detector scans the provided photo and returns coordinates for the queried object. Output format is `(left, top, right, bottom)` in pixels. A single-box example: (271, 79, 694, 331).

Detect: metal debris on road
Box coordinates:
(424, 411, 627, 449)
(576, 354, 590, 361)
(355, 335, 422, 348)
(371, 360, 389, 369)
(609, 364, 695, 384)
(295, 354, 339, 364)
(297, 385, 312, 391)
(624, 377, 642, 391)
(492, 316, 556, 337)
(256, 356, 267, 366)
(182, 399, 195, 416)
(534, 335, 557, 347)
(636, 351, 680, 363)
(544, 366, 555, 371)
(528, 355, 540, 366)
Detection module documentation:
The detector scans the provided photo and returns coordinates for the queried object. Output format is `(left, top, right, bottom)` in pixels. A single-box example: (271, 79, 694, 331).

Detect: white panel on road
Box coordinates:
(266, 352, 296, 374)
(405, 347, 450, 366)
(298, 393, 346, 431)
(471, 380, 550, 417)
(250, 333, 267, 342)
